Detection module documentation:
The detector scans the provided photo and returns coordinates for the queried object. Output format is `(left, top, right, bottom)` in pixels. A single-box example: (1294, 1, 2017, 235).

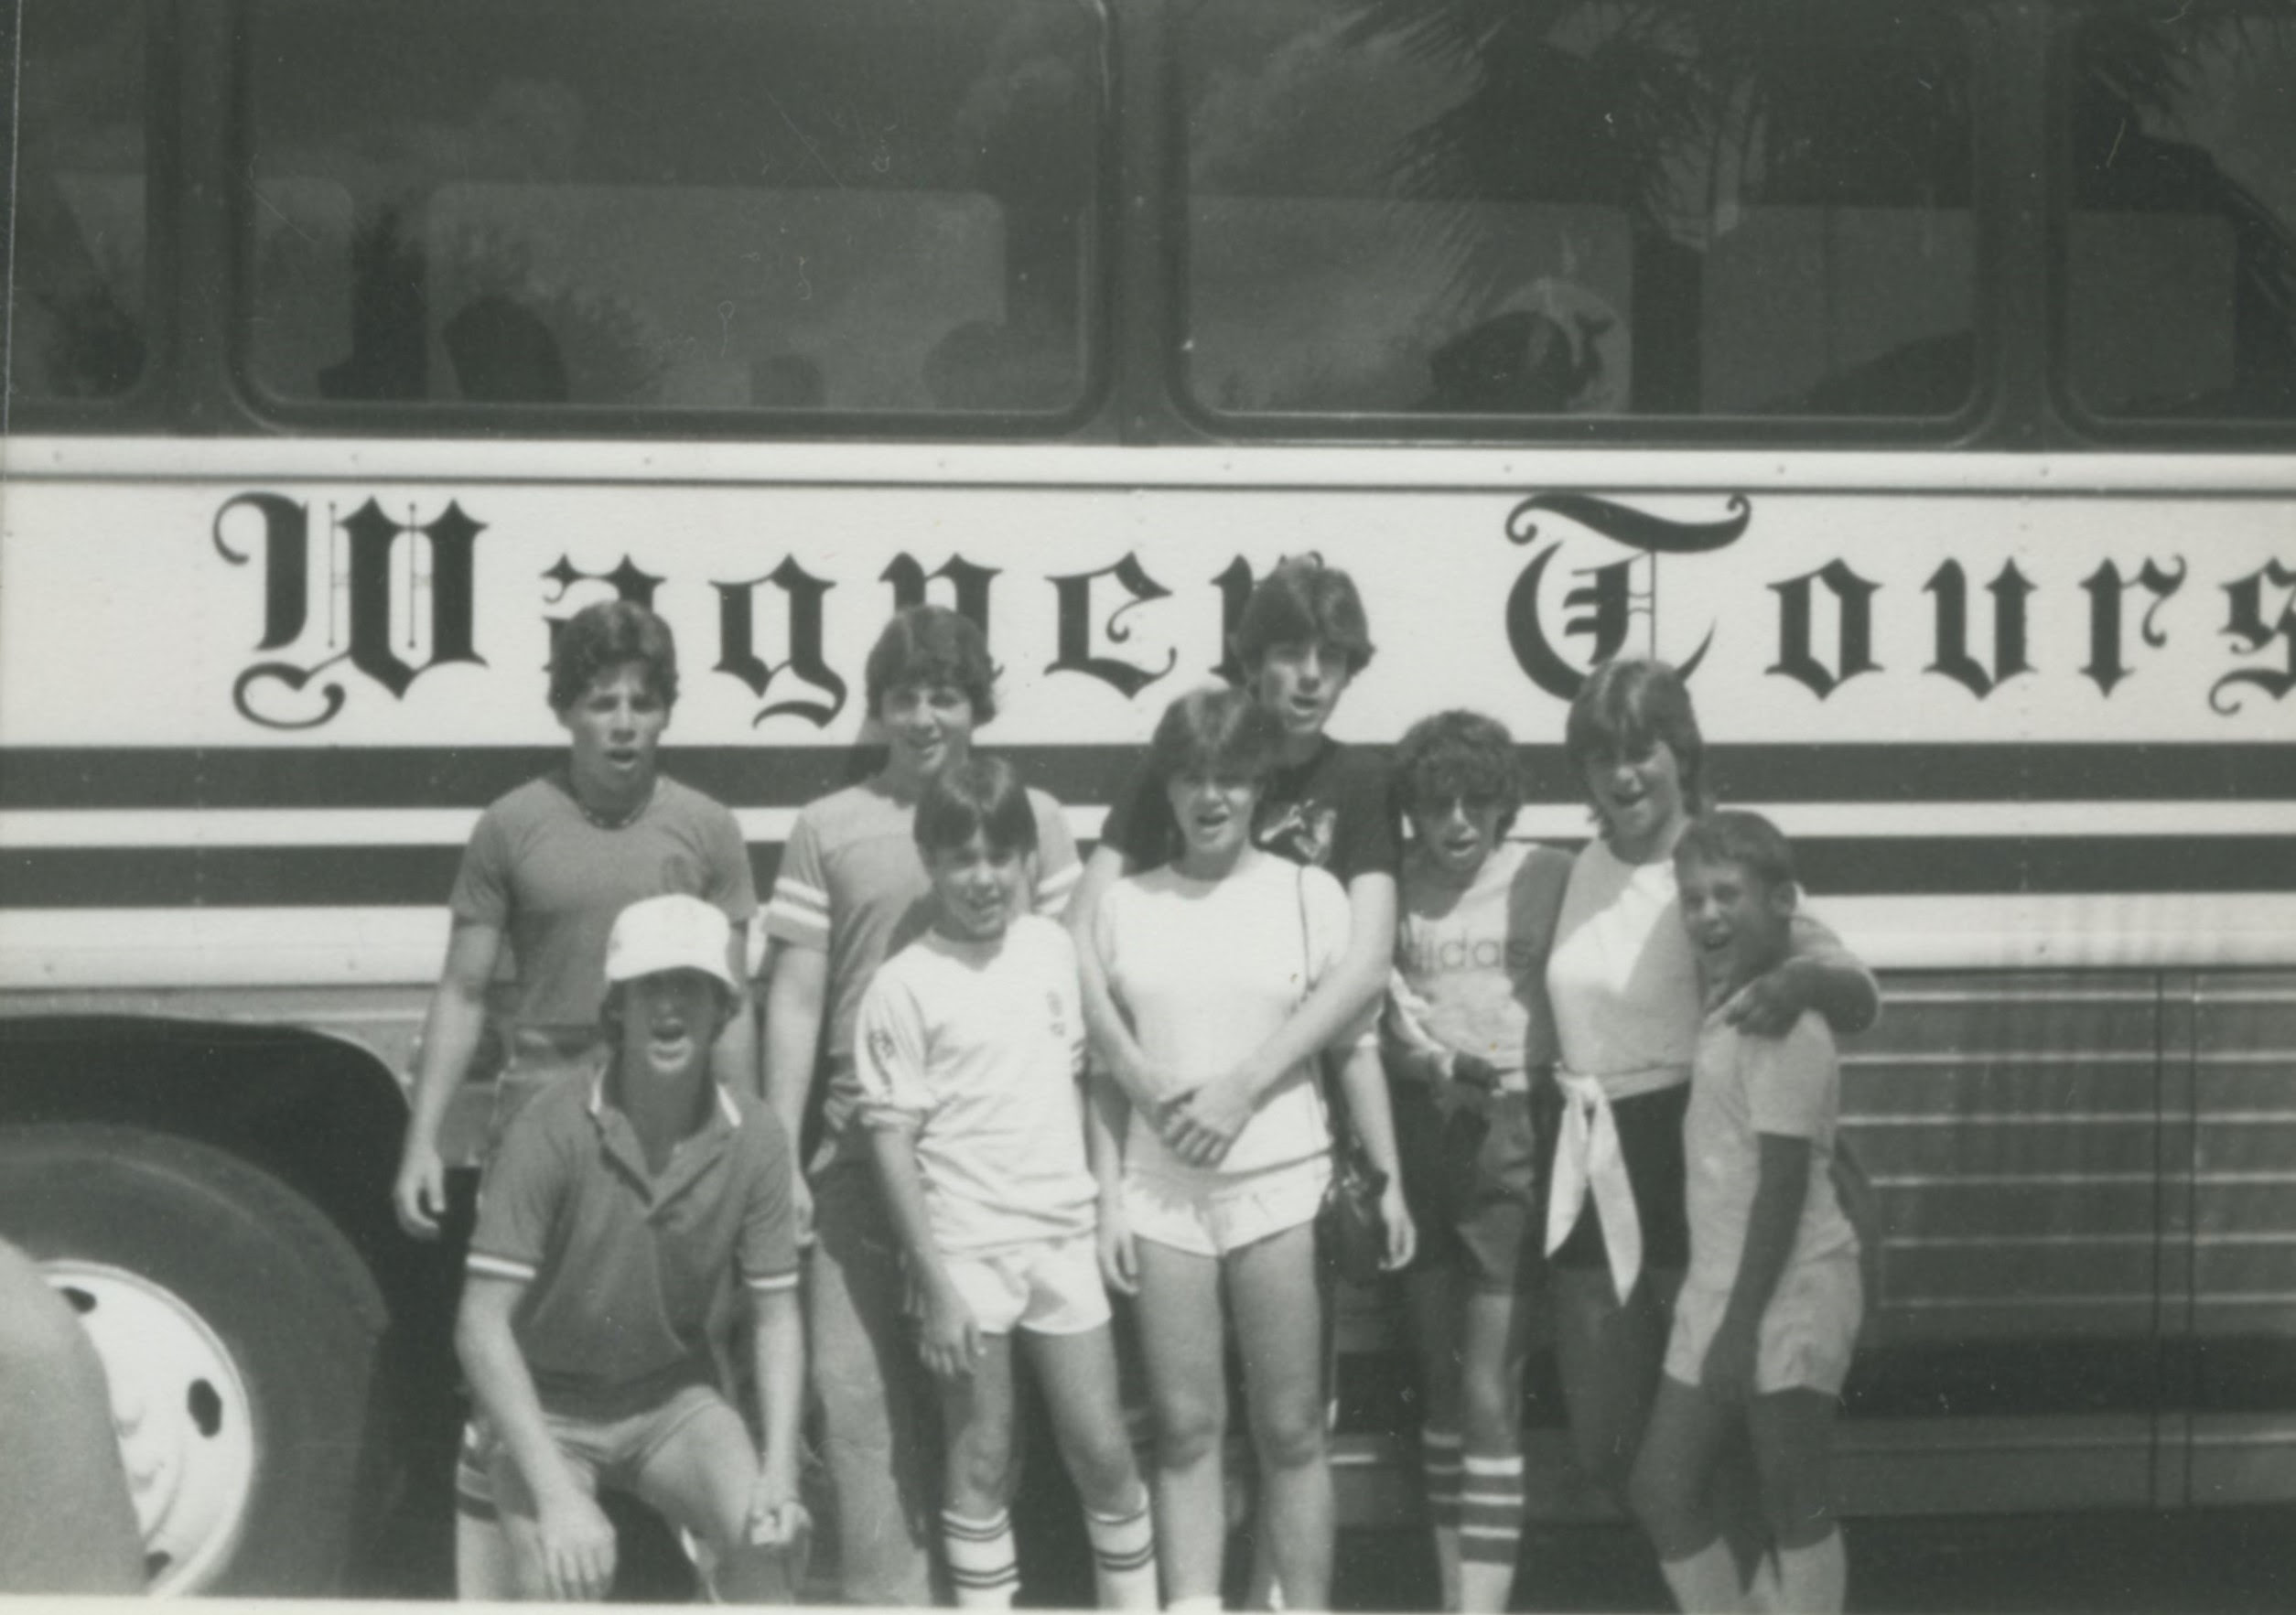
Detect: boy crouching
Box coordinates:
(856, 758, 1158, 1610)
(455, 895, 805, 1601)
(1629, 813, 1863, 1614)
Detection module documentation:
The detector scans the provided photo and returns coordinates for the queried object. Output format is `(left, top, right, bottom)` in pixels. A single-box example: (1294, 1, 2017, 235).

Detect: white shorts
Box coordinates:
(1665, 1249, 1863, 1397)
(1123, 1153, 1331, 1259)
(941, 1232, 1111, 1338)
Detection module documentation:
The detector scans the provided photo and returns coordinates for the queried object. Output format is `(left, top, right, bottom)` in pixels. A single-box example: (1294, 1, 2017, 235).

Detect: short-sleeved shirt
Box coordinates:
(465, 1068, 801, 1422)
(1546, 838, 1875, 1093)
(852, 915, 1095, 1254)
(1094, 854, 1374, 1177)
(1101, 737, 1399, 886)
(763, 777, 1080, 1145)
(1683, 1008, 1857, 1294)
(1391, 839, 1574, 1075)
(449, 772, 757, 1038)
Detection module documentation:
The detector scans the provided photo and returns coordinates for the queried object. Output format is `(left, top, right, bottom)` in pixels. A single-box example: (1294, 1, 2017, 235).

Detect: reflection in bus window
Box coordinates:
(1179, 1, 1975, 426)
(5, 0, 146, 408)
(2066, 6, 2296, 423)
(242, 0, 1101, 419)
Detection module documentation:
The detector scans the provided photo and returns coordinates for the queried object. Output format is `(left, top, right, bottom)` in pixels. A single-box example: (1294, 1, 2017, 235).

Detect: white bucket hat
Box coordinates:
(604, 894, 739, 993)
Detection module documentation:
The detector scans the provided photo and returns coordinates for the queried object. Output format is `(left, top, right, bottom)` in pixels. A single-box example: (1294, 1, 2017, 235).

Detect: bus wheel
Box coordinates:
(0, 1124, 390, 1595)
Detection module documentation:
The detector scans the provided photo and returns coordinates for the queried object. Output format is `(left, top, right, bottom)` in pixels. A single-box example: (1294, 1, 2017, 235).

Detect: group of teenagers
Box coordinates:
(391, 558, 1880, 1613)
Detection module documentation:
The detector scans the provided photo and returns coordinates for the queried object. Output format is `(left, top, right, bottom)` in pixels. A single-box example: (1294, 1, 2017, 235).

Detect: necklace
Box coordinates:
(574, 779, 658, 831)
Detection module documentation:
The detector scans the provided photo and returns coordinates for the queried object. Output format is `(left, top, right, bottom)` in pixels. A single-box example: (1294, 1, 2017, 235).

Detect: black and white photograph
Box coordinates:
(1, 0, 2291, 1608)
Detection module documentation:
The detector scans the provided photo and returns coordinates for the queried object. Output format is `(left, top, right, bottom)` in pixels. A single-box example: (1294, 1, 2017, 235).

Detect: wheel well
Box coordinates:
(0, 1017, 456, 1334)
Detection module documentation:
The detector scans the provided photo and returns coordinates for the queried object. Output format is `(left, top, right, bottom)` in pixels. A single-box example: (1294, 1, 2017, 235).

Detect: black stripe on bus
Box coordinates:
(1338, 1339, 2180, 1431)
(2, 742, 2293, 811)
(5, 835, 2295, 909)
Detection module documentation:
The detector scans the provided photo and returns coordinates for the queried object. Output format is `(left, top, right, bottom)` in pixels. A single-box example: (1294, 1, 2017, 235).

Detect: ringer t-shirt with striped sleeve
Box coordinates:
(466, 1065, 801, 1423)
(764, 777, 1080, 1156)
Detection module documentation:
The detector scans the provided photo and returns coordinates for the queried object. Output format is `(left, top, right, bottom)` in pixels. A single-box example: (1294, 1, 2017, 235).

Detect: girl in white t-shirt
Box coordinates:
(1541, 659, 1878, 1592)
(1087, 686, 1414, 1614)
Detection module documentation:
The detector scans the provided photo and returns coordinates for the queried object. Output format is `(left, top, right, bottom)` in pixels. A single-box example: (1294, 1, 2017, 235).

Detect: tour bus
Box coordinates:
(4, 0, 2291, 1594)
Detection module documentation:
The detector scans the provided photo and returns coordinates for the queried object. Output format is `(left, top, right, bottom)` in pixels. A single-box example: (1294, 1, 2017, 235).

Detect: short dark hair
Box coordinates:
(1393, 709, 1522, 835)
(1146, 684, 1288, 790)
(1565, 657, 1705, 819)
(914, 755, 1038, 860)
(866, 605, 997, 724)
(1232, 556, 1375, 676)
(550, 600, 677, 712)
(1674, 809, 1797, 893)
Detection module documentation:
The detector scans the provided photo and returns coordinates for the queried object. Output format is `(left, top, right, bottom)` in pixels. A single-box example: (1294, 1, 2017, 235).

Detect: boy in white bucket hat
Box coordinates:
(454, 894, 805, 1601)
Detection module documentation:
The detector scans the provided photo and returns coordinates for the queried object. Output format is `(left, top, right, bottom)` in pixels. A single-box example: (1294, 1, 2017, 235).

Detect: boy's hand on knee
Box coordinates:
(919, 1283, 983, 1380)
(745, 1474, 810, 1550)
(535, 1488, 618, 1600)
(1700, 1317, 1760, 1405)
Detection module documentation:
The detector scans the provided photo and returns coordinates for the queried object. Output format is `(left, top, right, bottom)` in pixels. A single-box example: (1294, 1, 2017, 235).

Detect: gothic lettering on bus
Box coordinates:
(2080, 558, 2185, 696)
(543, 554, 663, 660)
(882, 553, 997, 636)
(713, 555, 847, 728)
(1925, 559, 2036, 698)
(213, 492, 485, 729)
(1768, 561, 1882, 699)
(2212, 560, 2296, 715)
(1046, 553, 1180, 699)
(1502, 492, 1744, 699)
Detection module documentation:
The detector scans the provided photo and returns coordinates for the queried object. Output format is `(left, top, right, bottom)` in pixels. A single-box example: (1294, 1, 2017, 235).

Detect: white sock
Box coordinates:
(1659, 1535, 1749, 1614)
(1085, 1493, 1159, 1610)
(1775, 1531, 1847, 1614)
(943, 1508, 1020, 1608)
(1422, 1427, 1464, 1610)
(1457, 1452, 1524, 1613)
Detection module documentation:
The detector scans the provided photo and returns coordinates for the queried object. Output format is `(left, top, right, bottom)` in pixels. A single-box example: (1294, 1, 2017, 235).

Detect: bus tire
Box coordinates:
(0, 1123, 392, 1595)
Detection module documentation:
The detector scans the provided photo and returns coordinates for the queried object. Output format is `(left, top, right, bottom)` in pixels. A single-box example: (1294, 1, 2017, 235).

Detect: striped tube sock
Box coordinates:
(943, 1508, 1020, 1608)
(1457, 1452, 1525, 1613)
(1083, 1493, 1159, 1610)
(1421, 1427, 1464, 1610)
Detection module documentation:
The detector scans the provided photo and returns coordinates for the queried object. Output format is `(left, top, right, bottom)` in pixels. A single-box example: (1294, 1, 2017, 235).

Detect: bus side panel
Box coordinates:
(2188, 971, 2296, 1504)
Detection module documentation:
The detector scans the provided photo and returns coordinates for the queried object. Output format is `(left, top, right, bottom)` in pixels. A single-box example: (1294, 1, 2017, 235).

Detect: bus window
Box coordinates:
(2064, 5, 2296, 425)
(240, 0, 1102, 422)
(1177, 1, 1974, 428)
(5, 0, 147, 409)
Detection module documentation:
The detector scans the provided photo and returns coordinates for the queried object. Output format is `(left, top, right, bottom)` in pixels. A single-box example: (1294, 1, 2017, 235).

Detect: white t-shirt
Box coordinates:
(1545, 839, 1700, 1091)
(1094, 854, 1373, 1178)
(1683, 1008, 1858, 1294)
(853, 914, 1096, 1254)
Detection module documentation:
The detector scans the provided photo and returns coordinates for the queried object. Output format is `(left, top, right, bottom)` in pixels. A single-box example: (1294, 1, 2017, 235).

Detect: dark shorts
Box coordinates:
(1533, 1081, 1692, 1276)
(1393, 1081, 1542, 1295)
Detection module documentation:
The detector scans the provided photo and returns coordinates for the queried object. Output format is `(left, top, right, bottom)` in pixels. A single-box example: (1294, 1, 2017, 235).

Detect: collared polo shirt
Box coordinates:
(467, 1062, 801, 1422)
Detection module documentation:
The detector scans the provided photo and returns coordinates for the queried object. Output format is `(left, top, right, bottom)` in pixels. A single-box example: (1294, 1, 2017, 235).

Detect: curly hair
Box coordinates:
(1393, 709, 1522, 834)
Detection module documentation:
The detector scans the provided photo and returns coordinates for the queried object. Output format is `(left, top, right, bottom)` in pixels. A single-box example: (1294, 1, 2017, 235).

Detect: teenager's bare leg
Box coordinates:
(1134, 1239, 1229, 1608)
(1029, 1324, 1159, 1610)
(635, 1398, 802, 1604)
(1627, 1375, 1744, 1613)
(1228, 1222, 1333, 1613)
(1401, 1264, 1466, 1609)
(938, 1335, 1022, 1607)
(1749, 1389, 1846, 1614)
(1456, 1285, 1536, 1612)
